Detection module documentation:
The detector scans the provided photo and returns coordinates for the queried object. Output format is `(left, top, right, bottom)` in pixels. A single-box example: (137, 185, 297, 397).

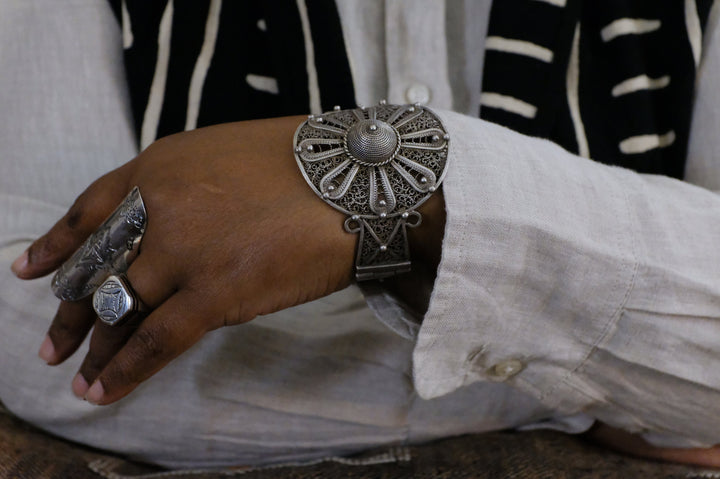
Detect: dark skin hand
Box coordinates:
(588, 423, 720, 468)
(10, 115, 717, 468)
(10, 115, 444, 406)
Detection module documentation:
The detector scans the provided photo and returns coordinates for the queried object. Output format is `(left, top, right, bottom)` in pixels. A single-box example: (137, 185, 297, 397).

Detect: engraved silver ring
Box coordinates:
(51, 187, 147, 302)
(93, 274, 149, 326)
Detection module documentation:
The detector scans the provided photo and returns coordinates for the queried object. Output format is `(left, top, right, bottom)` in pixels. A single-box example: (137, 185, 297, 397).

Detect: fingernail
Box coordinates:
(85, 380, 104, 405)
(72, 373, 89, 399)
(38, 335, 56, 364)
(10, 250, 28, 276)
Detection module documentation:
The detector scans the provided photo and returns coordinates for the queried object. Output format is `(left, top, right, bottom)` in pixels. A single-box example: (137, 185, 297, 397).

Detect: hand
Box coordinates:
(11, 115, 445, 405)
(588, 422, 720, 467)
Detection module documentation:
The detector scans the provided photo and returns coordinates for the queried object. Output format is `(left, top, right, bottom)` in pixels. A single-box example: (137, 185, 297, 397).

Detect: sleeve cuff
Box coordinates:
(412, 110, 638, 410)
(357, 281, 421, 341)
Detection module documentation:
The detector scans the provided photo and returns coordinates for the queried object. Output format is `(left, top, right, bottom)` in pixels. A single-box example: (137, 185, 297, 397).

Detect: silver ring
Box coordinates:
(93, 274, 148, 326)
(51, 187, 147, 302)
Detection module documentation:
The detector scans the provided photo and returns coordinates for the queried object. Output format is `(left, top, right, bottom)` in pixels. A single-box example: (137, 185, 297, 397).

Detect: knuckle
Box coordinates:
(66, 192, 90, 230)
(108, 330, 162, 387)
(81, 351, 106, 379)
(131, 326, 167, 362)
(50, 316, 78, 339)
(65, 204, 84, 230)
(102, 357, 135, 388)
(221, 305, 251, 328)
(28, 235, 57, 264)
(49, 301, 94, 340)
(83, 358, 103, 376)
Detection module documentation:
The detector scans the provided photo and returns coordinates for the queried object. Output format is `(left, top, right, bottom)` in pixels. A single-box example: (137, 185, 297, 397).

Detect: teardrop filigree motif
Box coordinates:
(294, 102, 449, 219)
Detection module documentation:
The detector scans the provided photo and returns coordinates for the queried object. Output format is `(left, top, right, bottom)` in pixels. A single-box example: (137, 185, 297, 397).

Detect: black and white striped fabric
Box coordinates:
(109, 0, 714, 179)
(108, 0, 355, 149)
(481, 0, 715, 178)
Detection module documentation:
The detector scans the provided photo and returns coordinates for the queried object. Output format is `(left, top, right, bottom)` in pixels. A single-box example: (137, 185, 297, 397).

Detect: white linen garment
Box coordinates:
(345, 0, 720, 449)
(412, 2, 720, 449)
(1, 0, 720, 468)
(0, 0, 554, 468)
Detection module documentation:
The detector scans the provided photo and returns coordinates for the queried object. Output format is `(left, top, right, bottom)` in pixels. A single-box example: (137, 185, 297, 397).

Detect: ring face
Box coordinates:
(293, 103, 449, 219)
(51, 187, 147, 302)
(93, 275, 137, 326)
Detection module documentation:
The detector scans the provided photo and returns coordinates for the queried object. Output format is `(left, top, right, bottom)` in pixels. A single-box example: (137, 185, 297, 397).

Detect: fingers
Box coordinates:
(84, 291, 207, 405)
(40, 298, 96, 365)
(72, 254, 179, 392)
(12, 172, 130, 279)
(124, 244, 179, 310)
(74, 314, 143, 398)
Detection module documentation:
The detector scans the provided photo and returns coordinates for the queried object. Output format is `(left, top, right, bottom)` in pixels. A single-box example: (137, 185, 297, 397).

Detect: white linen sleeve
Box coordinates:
(411, 64, 720, 450)
(413, 111, 639, 403)
(411, 6, 720, 447)
(413, 109, 720, 446)
(684, 2, 720, 190)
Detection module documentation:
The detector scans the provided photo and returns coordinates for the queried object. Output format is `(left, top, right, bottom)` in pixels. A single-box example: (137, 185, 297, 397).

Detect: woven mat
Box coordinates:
(0, 403, 712, 479)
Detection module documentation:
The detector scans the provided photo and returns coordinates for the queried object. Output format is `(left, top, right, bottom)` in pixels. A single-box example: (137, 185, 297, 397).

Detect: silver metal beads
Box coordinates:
(345, 119, 399, 165)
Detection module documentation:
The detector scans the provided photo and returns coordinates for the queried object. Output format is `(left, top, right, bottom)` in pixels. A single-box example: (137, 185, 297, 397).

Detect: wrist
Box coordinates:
(383, 189, 445, 315)
(293, 102, 449, 283)
(410, 188, 445, 274)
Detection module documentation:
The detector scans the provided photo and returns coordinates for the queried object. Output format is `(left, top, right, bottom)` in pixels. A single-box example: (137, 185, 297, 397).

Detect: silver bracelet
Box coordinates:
(293, 101, 449, 281)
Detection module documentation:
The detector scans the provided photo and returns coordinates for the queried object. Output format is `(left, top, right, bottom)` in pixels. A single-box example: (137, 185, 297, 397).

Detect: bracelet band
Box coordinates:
(293, 101, 449, 281)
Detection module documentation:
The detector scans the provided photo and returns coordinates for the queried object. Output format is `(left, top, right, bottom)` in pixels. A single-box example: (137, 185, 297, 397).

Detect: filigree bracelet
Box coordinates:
(293, 101, 449, 281)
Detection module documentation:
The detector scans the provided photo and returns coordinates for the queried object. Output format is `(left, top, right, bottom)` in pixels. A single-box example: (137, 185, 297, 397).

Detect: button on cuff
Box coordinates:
(405, 83, 431, 104)
(486, 359, 524, 381)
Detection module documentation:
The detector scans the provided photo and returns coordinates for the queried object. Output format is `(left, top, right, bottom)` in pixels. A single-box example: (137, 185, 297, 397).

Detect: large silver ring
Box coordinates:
(92, 274, 148, 326)
(51, 187, 147, 302)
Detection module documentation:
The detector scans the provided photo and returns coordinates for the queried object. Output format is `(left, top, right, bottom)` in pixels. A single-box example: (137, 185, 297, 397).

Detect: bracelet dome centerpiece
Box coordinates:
(293, 101, 449, 280)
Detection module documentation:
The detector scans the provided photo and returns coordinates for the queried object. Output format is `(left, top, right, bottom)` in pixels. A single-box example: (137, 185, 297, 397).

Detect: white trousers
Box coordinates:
(0, 0, 553, 468)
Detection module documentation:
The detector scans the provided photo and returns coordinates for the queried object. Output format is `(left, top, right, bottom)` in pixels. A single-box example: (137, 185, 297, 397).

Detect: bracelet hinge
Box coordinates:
(350, 215, 419, 281)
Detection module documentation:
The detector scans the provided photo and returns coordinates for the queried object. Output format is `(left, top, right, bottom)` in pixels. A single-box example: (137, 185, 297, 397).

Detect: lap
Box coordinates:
(0, 250, 553, 468)
(0, 0, 556, 468)
(0, 257, 416, 467)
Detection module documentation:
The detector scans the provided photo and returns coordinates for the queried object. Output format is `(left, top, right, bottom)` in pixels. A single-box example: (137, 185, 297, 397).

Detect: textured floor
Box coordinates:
(0, 403, 709, 479)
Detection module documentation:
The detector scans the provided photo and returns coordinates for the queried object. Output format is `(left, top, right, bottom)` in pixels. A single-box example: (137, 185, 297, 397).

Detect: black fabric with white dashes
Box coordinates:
(108, 0, 355, 146)
(109, 1, 712, 180)
(482, 0, 715, 178)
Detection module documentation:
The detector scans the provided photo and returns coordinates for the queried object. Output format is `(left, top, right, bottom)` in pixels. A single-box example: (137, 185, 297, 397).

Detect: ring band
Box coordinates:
(92, 274, 148, 326)
(51, 187, 147, 302)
